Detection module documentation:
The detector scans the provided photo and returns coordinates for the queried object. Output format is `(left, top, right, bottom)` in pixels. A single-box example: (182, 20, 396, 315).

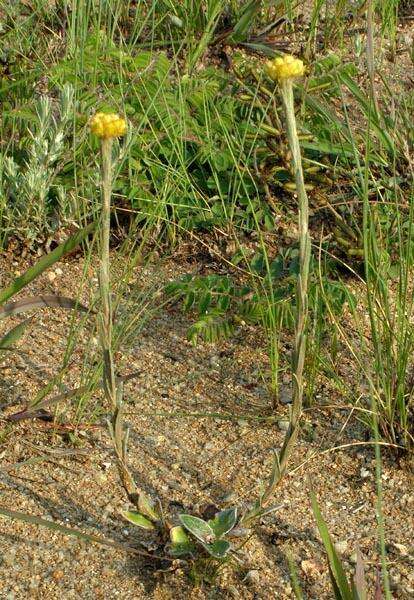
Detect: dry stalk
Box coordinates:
(96, 125, 139, 505)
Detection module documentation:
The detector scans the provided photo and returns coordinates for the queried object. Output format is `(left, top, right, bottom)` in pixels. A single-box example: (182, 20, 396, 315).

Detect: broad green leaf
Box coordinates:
(0, 221, 95, 306)
(0, 317, 32, 349)
(310, 489, 353, 600)
(122, 511, 155, 530)
(179, 514, 215, 544)
(208, 508, 237, 538)
(202, 539, 231, 558)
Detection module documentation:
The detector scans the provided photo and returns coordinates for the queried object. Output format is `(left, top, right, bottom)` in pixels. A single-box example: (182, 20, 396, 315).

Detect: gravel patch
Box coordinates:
(0, 254, 413, 599)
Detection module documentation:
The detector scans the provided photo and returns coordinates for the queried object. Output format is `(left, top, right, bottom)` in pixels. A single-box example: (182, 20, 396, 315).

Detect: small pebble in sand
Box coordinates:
(279, 387, 292, 405)
(334, 540, 348, 555)
(301, 559, 323, 580)
(390, 543, 409, 557)
(278, 419, 290, 432)
(244, 569, 260, 585)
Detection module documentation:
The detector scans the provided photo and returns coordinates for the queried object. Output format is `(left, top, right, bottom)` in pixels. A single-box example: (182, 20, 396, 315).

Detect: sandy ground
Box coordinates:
(0, 254, 413, 599)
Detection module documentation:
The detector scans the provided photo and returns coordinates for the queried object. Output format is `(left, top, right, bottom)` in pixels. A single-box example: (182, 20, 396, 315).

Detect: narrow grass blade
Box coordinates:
(7, 372, 141, 421)
(0, 318, 32, 349)
(0, 296, 91, 319)
(310, 487, 353, 600)
(287, 551, 304, 599)
(353, 548, 367, 600)
(0, 456, 49, 473)
(229, 0, 261, 43)
(122, 511, 155, 530)
(0, 222, 95, 306)
(0, 507, 162, 559)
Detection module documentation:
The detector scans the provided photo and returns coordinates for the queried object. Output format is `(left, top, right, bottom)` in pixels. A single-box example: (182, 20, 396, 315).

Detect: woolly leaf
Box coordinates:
(208, 508, 237, 538)
(179, 515, 215, 544)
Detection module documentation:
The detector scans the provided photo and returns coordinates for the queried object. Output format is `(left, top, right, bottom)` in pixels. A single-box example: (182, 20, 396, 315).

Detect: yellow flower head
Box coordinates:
(90, 112, 127, 139)
(265, 55, 305, 82)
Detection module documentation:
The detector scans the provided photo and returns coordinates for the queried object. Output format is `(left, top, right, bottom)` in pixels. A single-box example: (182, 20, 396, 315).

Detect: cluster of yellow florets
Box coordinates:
(90, 112, 126, 139)
(265, 55, 305, 81)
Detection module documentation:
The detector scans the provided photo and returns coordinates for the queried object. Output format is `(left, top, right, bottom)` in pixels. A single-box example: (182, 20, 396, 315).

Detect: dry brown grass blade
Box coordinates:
(354, 547, 367, 600)
(0, 295, 93, 318)
(6, 371, 141, 422)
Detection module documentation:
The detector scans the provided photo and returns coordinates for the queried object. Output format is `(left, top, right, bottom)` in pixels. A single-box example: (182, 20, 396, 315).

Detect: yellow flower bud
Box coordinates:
(90, 112, 127, 139)
(265, 55, 305, 81)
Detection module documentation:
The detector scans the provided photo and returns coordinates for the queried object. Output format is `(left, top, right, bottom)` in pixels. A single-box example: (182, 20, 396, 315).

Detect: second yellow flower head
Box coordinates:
(265, 55, 305, 82)
(90, 112, 126, 139)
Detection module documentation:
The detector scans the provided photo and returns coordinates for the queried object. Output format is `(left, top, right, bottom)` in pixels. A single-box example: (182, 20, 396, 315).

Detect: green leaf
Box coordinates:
(188, 311, 234, 344)
(0, 317, 32, 349)
(240, 42, 279, 57)
(138, 492, 160, 522)
(170, 526, 189, 545)
(179, 514, 215, 544)
(169, 526, 195, 557)
(184, 291, 195, 311)
(170, 541, 195, 557)
(310, 488, 353, 600)
(208, 508, 237, 538)
(287, 551, 304, 599)
(201, 539, 231, 558)
(230, 0, 261, 43)
(199, 292, 212, 314)
(301, 140, 355, 158)
(337, 72, 394, 157)
(329, 564, 346, 599)
(122, 511, 155, 530)
(0, 222, 95, 306)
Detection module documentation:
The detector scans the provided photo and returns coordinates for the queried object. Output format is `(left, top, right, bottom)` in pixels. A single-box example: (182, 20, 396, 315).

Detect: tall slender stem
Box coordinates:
(98, 137, 138, 503)
(99, 137, 116, 407)
(90, 113, 137, 503)
(278, 79, 311, 477)
(259, 76, 311, 508)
